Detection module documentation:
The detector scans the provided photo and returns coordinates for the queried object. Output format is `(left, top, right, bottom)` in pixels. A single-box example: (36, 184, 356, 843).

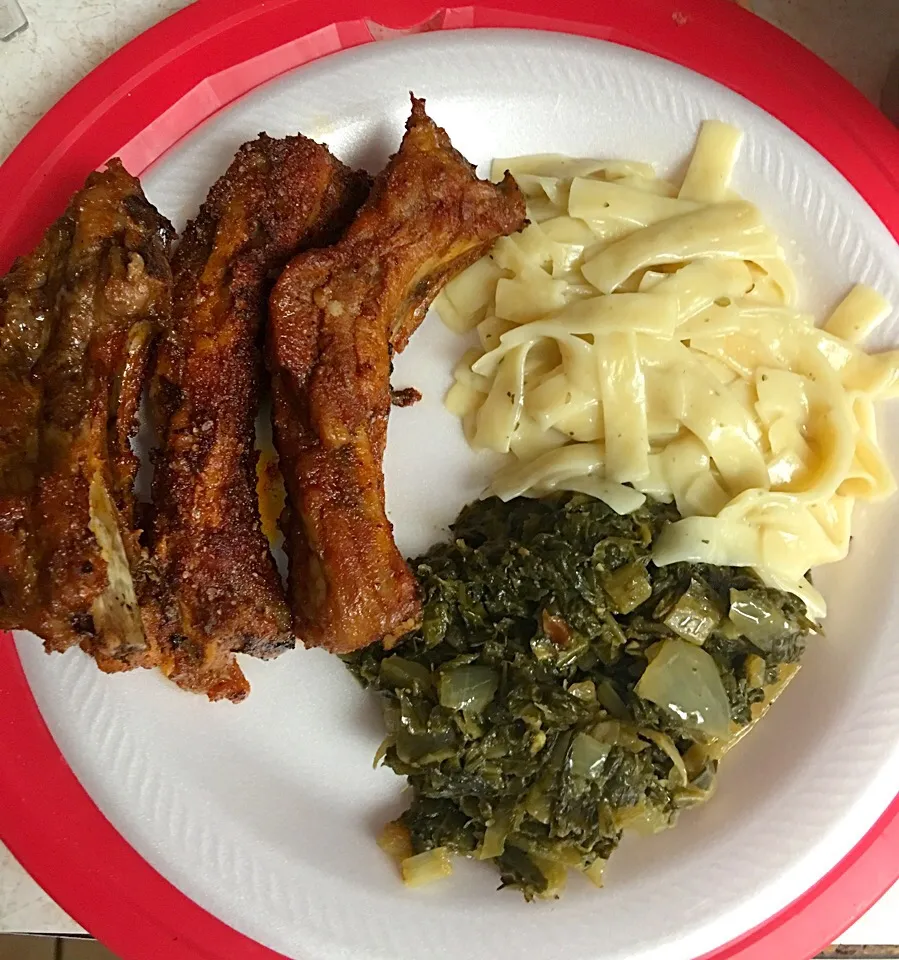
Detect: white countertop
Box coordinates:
(0, 0, 897, 949)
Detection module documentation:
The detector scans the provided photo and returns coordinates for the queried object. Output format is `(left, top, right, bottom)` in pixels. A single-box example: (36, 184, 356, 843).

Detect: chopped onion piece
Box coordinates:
(401, 848, 454, 887)
(635, 638, 731, 740)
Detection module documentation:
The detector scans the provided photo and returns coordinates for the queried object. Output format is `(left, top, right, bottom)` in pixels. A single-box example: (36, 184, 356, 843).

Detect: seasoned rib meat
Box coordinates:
(149, 134, 370, 700)
(268, 97, 527, 655)
(0, 159, 174, 669)
(0, 218, 73, 628)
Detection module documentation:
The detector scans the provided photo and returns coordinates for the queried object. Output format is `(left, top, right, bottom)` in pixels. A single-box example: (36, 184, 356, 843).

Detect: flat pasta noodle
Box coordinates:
(694, 351, 740, 385)
(581, 202, 779, 294)
(539, 475, 647, 515)
(632, 453, 675, 503)
(473, 343, 529, 453)
(751, 255, 798, 305)
(651, 512, 763, 569)
(842, 350, 899, 397)
(651, 259, 754, 322)
(745, 262, 791, 305)
(838, 447, 889, 499)
(678, 366, 768, 492)
(512, 173, 570, 207)
(525, 197, 563, 223)
(490, 442, 607, 501)
(445, 380, 485, 418)
(556, 334, 598, 394)
(453, 347, 492, 393)
(678, 119, 744, 203)
(825, 283, 892, 343)
(556, 403, 603, 442)
(477, 313, 515, 352)
(495, 269, 568, 322)
(598, 330, 650, 482)
(491, 155, 655, 182)
(473, 294, 680, 379)
(676, 301, 813, 343)
(433, 291, 473, 333)
(754, 367, 811, 428)
(582, 219, 638, 245)
(526, 370, 595, 431)
(689, 332, 787, 381)
(662, 434, 730, 518)
(436, 122, 897, 619)
(441, 256, 504, 325)
(540, 215, 598, 247)
(612, 174, 679, 198)
(568, 177, 701, 226)
(506, 222, 572, 272)
(509, 413, 568, 461)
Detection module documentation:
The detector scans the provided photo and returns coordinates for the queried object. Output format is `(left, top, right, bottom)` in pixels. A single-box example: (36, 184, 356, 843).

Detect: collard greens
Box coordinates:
(344, 494, 814, 899)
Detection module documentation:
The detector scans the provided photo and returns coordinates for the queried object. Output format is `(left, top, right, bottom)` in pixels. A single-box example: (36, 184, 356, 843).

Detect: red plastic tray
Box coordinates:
(1, 2, 898, 959)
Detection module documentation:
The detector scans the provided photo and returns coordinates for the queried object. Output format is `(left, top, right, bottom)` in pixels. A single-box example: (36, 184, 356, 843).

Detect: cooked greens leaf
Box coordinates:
(344, 493, 812, 899)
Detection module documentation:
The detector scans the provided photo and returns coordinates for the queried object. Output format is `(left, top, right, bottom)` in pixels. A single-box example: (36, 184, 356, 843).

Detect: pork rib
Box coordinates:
(149, 134, 370, 699)
(268, 98, 526, 654)
(0, 160, 174, 671)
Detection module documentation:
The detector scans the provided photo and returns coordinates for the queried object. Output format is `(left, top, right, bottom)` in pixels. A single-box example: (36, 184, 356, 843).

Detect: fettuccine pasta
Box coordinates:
(435, 120, 899, 618)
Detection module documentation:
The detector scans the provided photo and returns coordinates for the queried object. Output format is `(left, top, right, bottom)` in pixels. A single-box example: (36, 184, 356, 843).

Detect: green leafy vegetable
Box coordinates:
(344, 493, 814, 899)
(380, 656, 432, 693)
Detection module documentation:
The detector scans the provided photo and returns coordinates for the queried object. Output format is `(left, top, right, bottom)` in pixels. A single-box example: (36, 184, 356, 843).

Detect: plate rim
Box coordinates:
(1, 2, 898, 959)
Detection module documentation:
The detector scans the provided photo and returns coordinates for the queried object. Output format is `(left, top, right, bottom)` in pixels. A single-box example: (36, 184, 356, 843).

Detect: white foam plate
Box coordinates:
(14, 28, 899, 960)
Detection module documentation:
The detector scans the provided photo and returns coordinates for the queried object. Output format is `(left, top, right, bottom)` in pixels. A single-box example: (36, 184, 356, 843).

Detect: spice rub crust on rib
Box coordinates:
(149, 133, 371, 701)
(0, 160, 175, 672)
(268, 97, 527, 655)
